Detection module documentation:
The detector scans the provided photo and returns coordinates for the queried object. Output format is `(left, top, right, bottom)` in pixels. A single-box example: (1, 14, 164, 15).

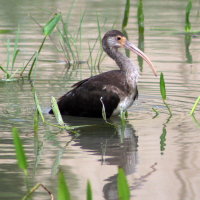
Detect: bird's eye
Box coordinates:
(117, 36, 121, 40)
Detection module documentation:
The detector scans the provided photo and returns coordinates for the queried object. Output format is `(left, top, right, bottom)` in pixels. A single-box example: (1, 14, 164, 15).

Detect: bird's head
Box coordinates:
(102, 30, 157, 76)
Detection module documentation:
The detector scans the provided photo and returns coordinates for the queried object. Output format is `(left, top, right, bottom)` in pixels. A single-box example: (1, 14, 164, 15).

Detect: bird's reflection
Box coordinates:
(62, 115, 138, 200)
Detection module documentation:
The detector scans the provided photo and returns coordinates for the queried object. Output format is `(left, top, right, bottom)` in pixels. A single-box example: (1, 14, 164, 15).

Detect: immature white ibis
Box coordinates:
(49, 30, 157, 118)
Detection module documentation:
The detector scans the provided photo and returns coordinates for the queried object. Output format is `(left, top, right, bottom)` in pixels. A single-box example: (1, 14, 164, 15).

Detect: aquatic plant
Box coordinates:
(137, 0, 144, 70)
(58, 170, 71, 200)
(12, 127, 54, 200)
(28, 13, 61, 79)
(56, 168, 130, 200)
(12, 127, 28, 176)
(34, 90, 87, 131)
(122, 0, 130, 31)
(190, 96, 200, 115)
(87, 181, 93, 200)
(160, 72, 172, 116)
(185, 0, 192, 32)
(58, 11, 110, 76)
(117, 168, 130, 200)
(87, 15, 107, 74)
(0, 14, 61, 80)
(51, 96, 65, 126)
(0, 30, 21, 81)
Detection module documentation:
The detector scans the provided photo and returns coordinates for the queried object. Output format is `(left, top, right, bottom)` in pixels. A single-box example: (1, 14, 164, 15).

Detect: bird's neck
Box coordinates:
(106, 47, 139, 80)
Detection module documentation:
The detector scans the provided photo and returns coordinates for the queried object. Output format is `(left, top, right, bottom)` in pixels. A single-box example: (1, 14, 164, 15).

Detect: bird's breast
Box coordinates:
(112, 93, 136, 116)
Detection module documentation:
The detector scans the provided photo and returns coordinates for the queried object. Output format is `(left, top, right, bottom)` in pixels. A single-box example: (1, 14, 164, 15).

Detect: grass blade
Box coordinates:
(86, 180, 92, 200)
(11, 49, 20, 71)
(43, 13, 61, 36)
(34, 91, 45, 123)
(160, 72, 166, 101)
(190, 96, 200, 115)
(185, 0, 192, 32)
(0, 65, 11, 78)
(58, 170, 71, 200)
(137, 0, 144, 70)
(6, 39, 10, 71)
(122, 0, 130, 30)
(20, 52, 37, 76)
(12, 127, 28, 175)
(117, 168, 130, 200)
(11, 27, 20, 72)
(28, 43, 41, 79)
(51, 96, 65, 126)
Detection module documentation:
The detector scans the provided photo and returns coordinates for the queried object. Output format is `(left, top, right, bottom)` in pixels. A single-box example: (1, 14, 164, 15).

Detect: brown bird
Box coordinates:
(49, 30, 157, 118)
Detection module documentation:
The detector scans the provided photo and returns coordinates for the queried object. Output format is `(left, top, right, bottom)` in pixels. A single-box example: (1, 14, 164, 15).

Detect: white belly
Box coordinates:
(112, 94, 135, 116)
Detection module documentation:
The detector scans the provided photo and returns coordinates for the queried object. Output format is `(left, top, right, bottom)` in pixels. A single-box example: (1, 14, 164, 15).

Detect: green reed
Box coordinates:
(51, 96, 65, 126)
(137, 0, 144, 70)
(0, 14, 61, 80)
(121, 0, 130, 57)
(34, 91, 45, 123)
(22, 167, 130, 199)
(117, 168, 130, 200)
(160, 72, 172, 116)
(57, 168, 130, 200)
(12, 127, 28, 176)
(58, 170, 71, 200)
(185, 0, 192, 32)
(58, 12, 85, 70)
(0, 30, 21, 81)
(190, 96, 200, 115)
(160, 73, 166, 100)
(87, 15, 116, 74)
(87, 180, 93, 200)
(28, 13, 61, 79)
(12, 127, 54, 200)
(33, 88, 91, 132)
(122, 0, 130, 31)
(33, 91, 86, 131)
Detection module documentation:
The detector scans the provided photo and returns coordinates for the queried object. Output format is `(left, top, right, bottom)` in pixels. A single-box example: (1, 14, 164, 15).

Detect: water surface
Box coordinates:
(0, 0, 200, 199)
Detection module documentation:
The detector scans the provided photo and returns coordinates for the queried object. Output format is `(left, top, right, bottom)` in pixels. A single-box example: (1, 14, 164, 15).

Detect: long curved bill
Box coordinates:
(124, 41, 157, 76)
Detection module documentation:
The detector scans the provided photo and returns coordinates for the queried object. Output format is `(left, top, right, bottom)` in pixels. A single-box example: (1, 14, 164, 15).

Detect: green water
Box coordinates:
(0, 0, 200, 199)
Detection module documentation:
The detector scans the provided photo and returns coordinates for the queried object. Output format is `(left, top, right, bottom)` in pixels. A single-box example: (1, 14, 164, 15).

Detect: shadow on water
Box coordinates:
(62, 115, 138, 200)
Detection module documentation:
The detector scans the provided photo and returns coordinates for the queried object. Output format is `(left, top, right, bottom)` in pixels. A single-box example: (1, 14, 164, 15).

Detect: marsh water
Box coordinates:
(0, 0, 200, 199)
